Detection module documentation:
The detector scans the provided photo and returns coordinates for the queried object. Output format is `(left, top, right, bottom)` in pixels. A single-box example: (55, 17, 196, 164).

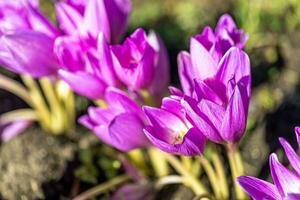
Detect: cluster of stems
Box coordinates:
(0, 73, 75, 135)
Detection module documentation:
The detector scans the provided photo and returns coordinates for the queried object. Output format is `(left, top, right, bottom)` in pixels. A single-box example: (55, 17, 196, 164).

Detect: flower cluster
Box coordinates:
(238, 127, 300, 199)
(144, 14, 251, 156)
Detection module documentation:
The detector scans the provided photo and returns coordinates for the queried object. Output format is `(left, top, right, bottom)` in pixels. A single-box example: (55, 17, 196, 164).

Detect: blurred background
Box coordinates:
(1, 0, 300, 199)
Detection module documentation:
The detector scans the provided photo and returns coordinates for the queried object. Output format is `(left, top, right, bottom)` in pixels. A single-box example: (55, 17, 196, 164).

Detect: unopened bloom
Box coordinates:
(79, 88, 150, 152)
(143, 96, 206, 156)
(0, 30, 59, 77)
(0, 0, 60, 77)
(182, 47, 251, 144)
(238, 127, 300, 200)
(56, 0, 131, 43)
(0, 0, 60, 38)
(178, 14, 248, 96)
(56, 33, 119, 99)
(112, 28, 169, 97)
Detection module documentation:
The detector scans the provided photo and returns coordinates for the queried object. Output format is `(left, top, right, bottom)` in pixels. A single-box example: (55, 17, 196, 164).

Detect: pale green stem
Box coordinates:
(163, 153, 208, 196)
(211, 145, 229, 199)
(226, 144, 247, 199)
(56, 81, 75, 131)
(181, 156, 193, 171)
(199, 156, 221, 199)
(0, 73, 32, 106)
(0, 109, 38, 124)
(39, 78, 65, 134)
(73, 175, 130, 200)
(21, 75, 51, 132)
(128, 149, 148, 175)
(155, 175, 184, 188)
(148, 148, 170, 177)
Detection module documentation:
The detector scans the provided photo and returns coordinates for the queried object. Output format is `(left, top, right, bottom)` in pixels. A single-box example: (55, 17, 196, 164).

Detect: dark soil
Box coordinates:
(0, 128, 77, 200)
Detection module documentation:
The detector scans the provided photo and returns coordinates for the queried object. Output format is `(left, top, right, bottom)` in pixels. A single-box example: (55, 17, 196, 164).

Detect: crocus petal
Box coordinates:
(144, 126, 205, 156)
(0, 120, 31, 142)
(194, 79, 223, 104)
(237, 176, 281, 200)
(78, 115, 96, 130)
(270, 153, 300, 197)
(279, 137, 300, 175)
(27, 3, 60, 38)
(295, 127, 300, 149)
(215, 14, 237, 34)
(194, 26, 215, 51)
(190, 37, 217, 80)
(221, 83, 248, 142)
(109, 113, 150, 152)
(132, 44, 156, 89)
(56, 2, 84, 35)
(58, 69, 107, 99)
(112, 183, 155, 200)
(54, 35, 86, 71)
(178, 51, 194, 96)
(105, 88, 145, 120)
(286, 193, 300, 200)
(0, 30, 58, 77)
(105, 0, 131, 43)
(83, 0, 111, 41)
(97, 33, 118, 86)
(215, 47, 251, 90)
(161, 97, 185, 120)
(148, 30, 170, 101)
(182, 96, 223, 143)
(143, 106, 188, 144)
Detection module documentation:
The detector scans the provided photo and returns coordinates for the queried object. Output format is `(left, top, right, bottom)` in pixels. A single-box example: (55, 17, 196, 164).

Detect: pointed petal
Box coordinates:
(194, 79, 223, 104)
(109, 113, 149, 151)
(270, 153, 300, 197)
(58, 70, 106, 99)
(190, 37, 217, 80)
(143, 106, 188, 144)
(279, 137, 300, 175)
(215, 14, 237, 34)
(0, 120, 31, 142)
(97, 33, 118, 86)
(133, 44, 156, 89)
(161, 97, 185, 120)
(54, 35, 85, 71)
(221, 82, 248, 142)
(178, 51, 194, 96)
(104, 0, 131, 43)
(237, 176, 281, 200)
(295, 127, 300, 150)
(83, 0, 110, 41)
(56, 2, 83, 35)
(147, 30, 170, 101)
(0, 31, 58, 77)
(105, 88, 144, 119)
(215, 47, 251, 87)
(182, 96, 223, 143)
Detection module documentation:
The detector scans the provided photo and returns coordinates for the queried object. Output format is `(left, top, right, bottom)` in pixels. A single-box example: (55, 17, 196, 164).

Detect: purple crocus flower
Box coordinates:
(0, 0, 60, 77)
(143, 96, 206, 156)
(182, 47, 251, 144)
(56, 33, 121, 99)
(178, 14, 248, 96)
(238, 127, 300, 200)
(0, 30, 59, 77)
(0, 119, 31, 142)
(79, 87, 150, 152)
(56, 0, 131, 43)
(112, 28, 169, 97)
